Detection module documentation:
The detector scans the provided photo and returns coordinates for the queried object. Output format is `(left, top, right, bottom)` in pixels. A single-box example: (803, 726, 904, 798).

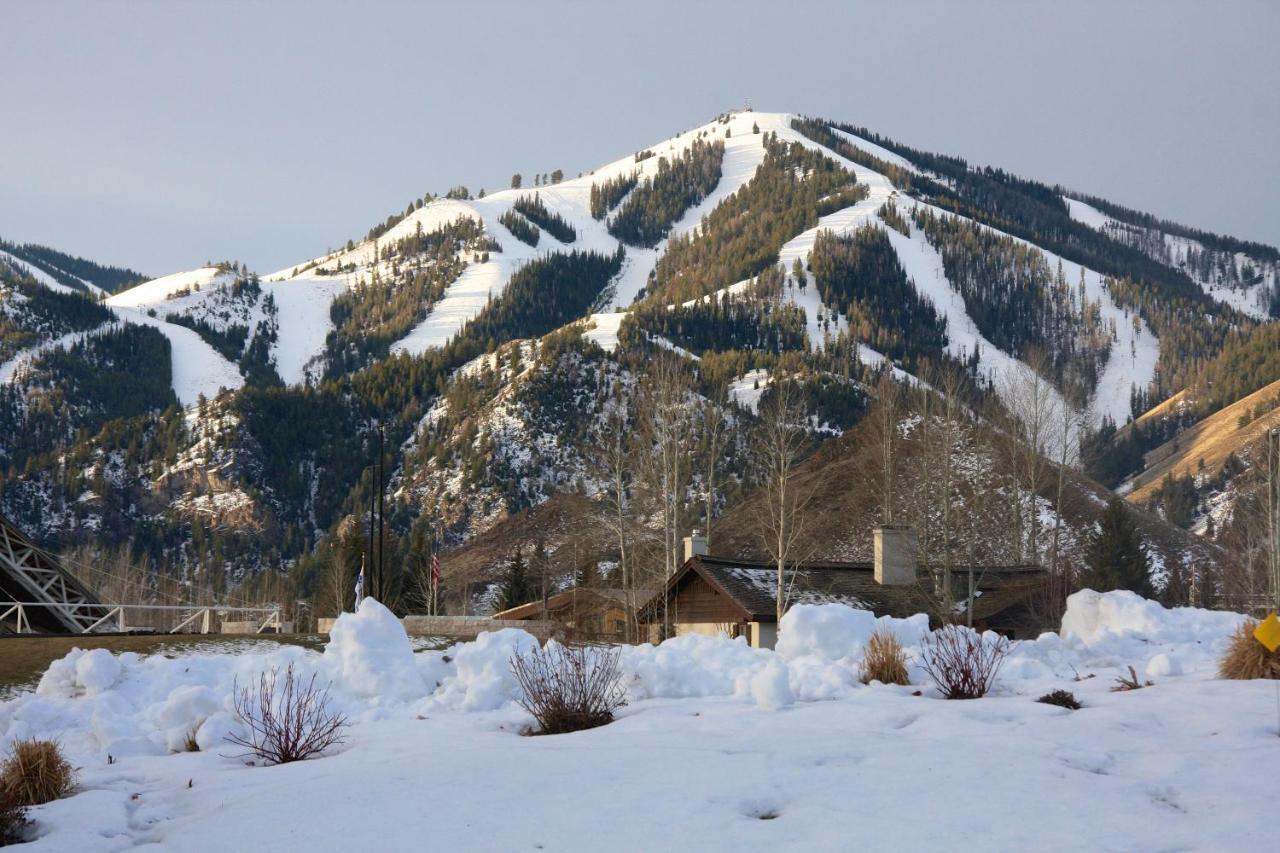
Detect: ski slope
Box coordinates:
(1066, 197, 1276, 322)
(0, 250, 80, 295)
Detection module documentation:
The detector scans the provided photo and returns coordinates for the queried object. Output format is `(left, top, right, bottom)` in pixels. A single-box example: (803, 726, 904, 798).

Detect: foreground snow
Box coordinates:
(0, 592, 1269, 851)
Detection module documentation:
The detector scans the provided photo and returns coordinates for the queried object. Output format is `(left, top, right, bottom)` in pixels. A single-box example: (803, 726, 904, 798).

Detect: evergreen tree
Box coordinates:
(498, 547, 534, 610)
(510, 173, 522, 189)
(1082, 498, 1153, 597)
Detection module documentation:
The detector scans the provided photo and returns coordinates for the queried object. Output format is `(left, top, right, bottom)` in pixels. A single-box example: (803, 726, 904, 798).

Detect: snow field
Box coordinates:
(2, 591, 1272, 850)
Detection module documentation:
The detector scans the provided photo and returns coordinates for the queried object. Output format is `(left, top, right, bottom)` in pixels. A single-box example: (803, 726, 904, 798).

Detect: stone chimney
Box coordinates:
(683, 531, 709, 561)
(874, 526, 917, 585)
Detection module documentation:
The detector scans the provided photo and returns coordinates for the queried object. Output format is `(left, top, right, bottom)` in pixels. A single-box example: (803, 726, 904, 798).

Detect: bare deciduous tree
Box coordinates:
(637, 354, 694, 634)
(753, 380, 819, 621)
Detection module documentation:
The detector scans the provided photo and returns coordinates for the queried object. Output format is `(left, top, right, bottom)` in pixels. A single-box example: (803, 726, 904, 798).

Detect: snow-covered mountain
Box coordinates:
(1, 109, 1274, 604)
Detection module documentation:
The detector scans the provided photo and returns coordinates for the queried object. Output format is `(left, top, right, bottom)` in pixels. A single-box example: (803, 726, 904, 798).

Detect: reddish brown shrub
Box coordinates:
(226, 663, 348, 764)
(920, 625, 1010, 699)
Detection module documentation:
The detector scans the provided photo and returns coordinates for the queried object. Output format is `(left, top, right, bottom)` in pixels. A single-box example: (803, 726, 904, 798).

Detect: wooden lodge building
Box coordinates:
(492, 587, 654, 642)
(638, 527, 1048, 648)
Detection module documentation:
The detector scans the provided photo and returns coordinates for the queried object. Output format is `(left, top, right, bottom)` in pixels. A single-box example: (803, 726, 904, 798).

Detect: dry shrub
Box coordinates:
(0, 789, 29, 846)
(183, 726, 201, 753)
(919, 624, 1010, 699)
(1, 739, 76, 806)
(1219, 621, 1280, 680)
(511, 643, 627, 735)
(1111, 665, 1152, 692)
(861, 630, 910, 685)
(1037, 689, 1082, 710)
(226, 662, 348, 764)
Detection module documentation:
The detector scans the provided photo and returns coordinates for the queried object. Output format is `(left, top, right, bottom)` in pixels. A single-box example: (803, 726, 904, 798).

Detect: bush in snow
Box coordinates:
(1218, 621, 1280, 680)
(226, 663, 348, 764)
(1, 739, 76, 806)
(511, 643, 627, 735)
(1110, 666, 1152, 692)
(0, 789, 29, 847)
(920, 625, 1009, 699)
(860, 630, 910, 685)
(1036, 689, 1081, 710)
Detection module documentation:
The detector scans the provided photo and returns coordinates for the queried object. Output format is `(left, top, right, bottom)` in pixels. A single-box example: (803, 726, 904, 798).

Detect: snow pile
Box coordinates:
(1006, 589, 1247, 680)
(621, 633, 772, 702)
(424, 628, 540, 712)
(775, 604, 928, 663)
(36, 648, 127, 698)
(323, 599, 425, 703)
(0, 591, 1253, 764)
(1059, 588, 1244, 646)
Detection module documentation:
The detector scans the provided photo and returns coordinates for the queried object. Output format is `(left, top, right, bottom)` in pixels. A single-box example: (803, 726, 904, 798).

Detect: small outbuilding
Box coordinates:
(638, 527, 1048, 648)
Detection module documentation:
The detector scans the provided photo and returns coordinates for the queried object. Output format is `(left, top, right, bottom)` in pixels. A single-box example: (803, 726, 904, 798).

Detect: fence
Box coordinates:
(0, 602, 284, 635)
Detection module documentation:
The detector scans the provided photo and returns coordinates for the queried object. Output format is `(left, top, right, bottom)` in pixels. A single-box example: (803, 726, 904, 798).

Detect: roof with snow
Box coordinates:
(639, 555, 1047, 629)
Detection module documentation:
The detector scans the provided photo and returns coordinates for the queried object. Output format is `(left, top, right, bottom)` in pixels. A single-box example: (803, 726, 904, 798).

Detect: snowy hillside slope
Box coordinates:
(0, 249, 80, 295)
(93, 111, 1267, 426)
(105, 267, 247, 404)
(1067, 197, 1278, 321)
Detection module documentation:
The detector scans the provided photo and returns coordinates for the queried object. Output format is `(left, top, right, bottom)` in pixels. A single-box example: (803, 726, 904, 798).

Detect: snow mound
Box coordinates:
(775, 604, 929, 663)
(37, 648, 125, 698)
(323, 598, 425, 703)
(428, 629, 540, 712)
(1060, 589, 1244, 646)
(622, 633, 768, 702)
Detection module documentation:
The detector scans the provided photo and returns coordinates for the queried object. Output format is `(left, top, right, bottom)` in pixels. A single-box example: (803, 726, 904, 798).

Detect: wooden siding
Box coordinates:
(674, 576, 745, 623)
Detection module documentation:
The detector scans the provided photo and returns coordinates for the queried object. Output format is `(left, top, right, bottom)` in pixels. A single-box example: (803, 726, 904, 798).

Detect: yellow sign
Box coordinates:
(1254, 612, 1280, 653)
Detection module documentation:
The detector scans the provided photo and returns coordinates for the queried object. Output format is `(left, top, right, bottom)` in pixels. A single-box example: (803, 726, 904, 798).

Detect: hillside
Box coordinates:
(0, 109, 1274, 614)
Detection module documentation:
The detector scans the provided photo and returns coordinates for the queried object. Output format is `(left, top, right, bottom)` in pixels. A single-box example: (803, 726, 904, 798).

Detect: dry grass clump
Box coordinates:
(1111, 665, 1153, 692)
(511, 643, 627, 735)
(1, 739, 76, 807)
(860, 630, 910, 685)
(183, 726, 201, 753)
(1219, 621, 1280, 680)
(1037, 689, 1082, 710)
(920, 625, 1010, 700)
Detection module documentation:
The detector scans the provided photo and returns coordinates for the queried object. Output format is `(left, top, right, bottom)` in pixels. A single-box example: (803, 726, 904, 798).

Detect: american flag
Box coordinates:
(430, 552, 441, 589)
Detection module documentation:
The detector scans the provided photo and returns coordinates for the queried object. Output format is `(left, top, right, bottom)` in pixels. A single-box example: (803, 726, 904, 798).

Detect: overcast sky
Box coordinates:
(3, 0, 1276, 277)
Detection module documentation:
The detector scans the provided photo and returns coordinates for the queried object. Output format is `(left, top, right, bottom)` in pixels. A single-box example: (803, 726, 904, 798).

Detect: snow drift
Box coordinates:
(0, 591, 1249, 762)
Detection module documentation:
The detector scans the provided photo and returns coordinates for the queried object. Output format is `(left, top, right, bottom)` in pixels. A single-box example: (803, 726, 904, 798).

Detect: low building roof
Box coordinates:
(492, 587, 653, 621)
(639, 555, 1046, 625)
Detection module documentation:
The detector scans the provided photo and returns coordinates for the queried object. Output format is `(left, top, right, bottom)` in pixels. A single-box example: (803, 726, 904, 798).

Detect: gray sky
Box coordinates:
(3, 0, 1276, 277)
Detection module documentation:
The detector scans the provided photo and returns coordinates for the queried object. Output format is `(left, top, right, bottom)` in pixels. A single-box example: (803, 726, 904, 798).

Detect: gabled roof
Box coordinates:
(492, 587, 648, 621)
(640, 555, 1046, 625)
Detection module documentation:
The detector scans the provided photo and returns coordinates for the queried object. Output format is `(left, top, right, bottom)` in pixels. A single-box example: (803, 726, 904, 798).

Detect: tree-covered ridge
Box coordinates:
(0, 259, 112, 362)
(589, 172, 637, 220)
(791, 118, 1216, 308)
(1190, 324, 1280, 414)
(809, 227, 947, 371)
(464, 249, 625, 345)
(498, 209, 540, 247)
(607, 138, 725, 248)
(650, 134, 868, 305)
(0, 238, 146, 293)
(0, 324, 177, 472)
(1066, 191, 1279, 263)
(326, 218, 481, 377)
(626, 290, 809, 355)
(912, 207, 1112, 406)
(511, 195, 577, 244)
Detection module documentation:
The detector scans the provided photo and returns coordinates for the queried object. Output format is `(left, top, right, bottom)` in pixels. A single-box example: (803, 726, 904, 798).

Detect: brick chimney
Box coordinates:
(683, 531, 709, 561)
(874, 526, 917, 585)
